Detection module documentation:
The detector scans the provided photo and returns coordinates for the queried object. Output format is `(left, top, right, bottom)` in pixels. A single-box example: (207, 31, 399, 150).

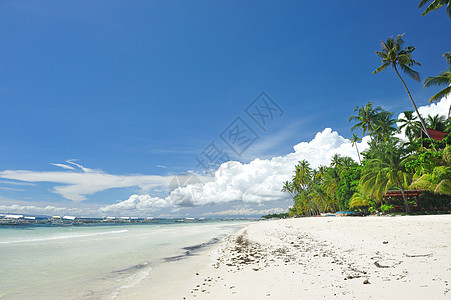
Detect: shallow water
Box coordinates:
(0, 221, 250, 299)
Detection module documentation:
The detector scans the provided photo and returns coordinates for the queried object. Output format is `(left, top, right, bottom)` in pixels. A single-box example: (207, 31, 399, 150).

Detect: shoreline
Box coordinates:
(120, 215, 451, 299)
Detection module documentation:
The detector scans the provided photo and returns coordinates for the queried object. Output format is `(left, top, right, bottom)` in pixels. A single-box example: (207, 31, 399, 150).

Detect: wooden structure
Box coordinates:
(383, 190, 423, 198)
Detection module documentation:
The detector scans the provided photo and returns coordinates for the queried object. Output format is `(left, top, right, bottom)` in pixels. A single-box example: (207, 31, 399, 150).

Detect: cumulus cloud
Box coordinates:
(163, 128, 370, 207)
(4, 96, 448, 216)
(100, 194, 171, 213)
(396, 93, 450, 139)
(398, 93, 451, 127)
(105, 127, 370, 212)
(417, 93, 451, 118)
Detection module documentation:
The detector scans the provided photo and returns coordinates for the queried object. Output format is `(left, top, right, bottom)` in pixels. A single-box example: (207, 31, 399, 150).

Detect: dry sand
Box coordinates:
(122, 215, 451, 299)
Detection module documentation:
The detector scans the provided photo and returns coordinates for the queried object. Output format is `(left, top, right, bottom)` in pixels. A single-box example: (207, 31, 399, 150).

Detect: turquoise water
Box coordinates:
(0, 221, 250, 299)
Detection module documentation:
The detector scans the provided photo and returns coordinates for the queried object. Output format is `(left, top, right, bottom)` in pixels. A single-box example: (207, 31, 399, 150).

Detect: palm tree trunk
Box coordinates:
(306, 193, 321, 215)
(355, 144, 361, 164)
(393, 65, 432, 140)
(397, 179, 411, 213)
(312, 187, 334, 212)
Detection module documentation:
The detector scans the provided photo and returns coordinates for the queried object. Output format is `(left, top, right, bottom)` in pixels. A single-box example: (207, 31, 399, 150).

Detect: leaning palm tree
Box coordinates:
(418, 0, 451, 17)
(424, 53, 451, 117)
(360, 138, 413, 213)
(373, 34, 432, 139)
(349, 102, 383, 138)
(349, 134, 362, 163)
(398, 110, 422, 142)
(281, 180, 295, 200)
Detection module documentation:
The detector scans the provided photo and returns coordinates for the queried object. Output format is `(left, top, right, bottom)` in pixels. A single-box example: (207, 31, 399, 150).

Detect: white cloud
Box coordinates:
(397, 93, 450, 139)
(398, 93, 451, 126)
(100, 194, 171, 213)
(0, 180, 35, 186)
(417, 93, 451, 119)
(50, 163, 76, 170)
(165, 128, 369, 206)
(0, 204, 82, 215)
(4, 96, 448, 216)
(0, 167, 174, 202)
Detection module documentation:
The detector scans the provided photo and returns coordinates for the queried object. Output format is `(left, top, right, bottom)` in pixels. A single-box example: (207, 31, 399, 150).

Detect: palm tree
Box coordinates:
(281, 181, 295, 200)
(293, 160, 335, 212)
(410, 166, 451, 194)
(427, 114, 448, 131)
(373, 110, 398, 142)
(349, 190, 371, 208)
(349, 102, 383, 138)
(410, 145, 451, 195)
(424, 53, 451, 117)
(330, 154, 342, 168)
(373, 34, 432, 139)
(360, 138, 413, 213)
(398, 110, 422, 142)
(418, 0, 451, 17)
(349, 134, 362, 164)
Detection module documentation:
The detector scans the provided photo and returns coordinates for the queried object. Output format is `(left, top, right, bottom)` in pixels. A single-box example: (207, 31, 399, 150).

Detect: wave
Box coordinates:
(0, 229, 128, 244)
(111, 264, 152, 299)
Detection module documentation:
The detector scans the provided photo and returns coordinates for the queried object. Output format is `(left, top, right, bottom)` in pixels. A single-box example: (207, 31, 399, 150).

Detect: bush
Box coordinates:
(418, 191, 451, 211)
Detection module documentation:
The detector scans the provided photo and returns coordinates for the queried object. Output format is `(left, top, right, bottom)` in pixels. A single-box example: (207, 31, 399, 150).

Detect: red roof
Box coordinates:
(426, 128, 448, 141)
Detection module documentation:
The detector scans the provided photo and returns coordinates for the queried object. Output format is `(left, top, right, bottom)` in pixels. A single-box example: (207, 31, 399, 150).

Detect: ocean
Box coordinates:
(0, 220, 251, 299)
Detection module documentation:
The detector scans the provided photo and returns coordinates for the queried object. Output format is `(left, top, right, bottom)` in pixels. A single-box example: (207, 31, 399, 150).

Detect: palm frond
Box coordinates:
(373, 62, 390, 74)
(430, 85, 451, 102)
(418, 0, 430, 8)
(421, 0, 445, 16)
(424, 73, 450, 87)
(399, 64, 421, 81)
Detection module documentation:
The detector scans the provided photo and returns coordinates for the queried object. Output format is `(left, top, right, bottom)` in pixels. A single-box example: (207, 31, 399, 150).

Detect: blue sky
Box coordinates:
(0, 0, 449, 217)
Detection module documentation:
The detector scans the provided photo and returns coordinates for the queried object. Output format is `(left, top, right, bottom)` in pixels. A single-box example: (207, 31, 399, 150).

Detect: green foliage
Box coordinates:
(282, 91, 451, 216)
(417, 191, 451, 211)
(418, 0, 451, 18)
(360, 138, 413, 212)
(380, 204, 394, 213)
(261, 213, 289, 219)
(336, 165, 362, 209)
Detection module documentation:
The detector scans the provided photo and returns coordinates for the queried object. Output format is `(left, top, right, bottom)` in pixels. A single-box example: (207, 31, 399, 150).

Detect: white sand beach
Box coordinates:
(120, 215, 451, 299)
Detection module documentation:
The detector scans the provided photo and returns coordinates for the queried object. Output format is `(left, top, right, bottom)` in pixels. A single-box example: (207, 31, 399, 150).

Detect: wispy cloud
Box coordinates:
(0, 166, 172, 202)
(0, 180, 35, 186)
(0, 186, 26, 192)
(50, 163, 76, 170)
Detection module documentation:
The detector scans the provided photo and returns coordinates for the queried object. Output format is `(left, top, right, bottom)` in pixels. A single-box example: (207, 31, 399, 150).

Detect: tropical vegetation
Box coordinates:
(282, 4, 450, 216)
